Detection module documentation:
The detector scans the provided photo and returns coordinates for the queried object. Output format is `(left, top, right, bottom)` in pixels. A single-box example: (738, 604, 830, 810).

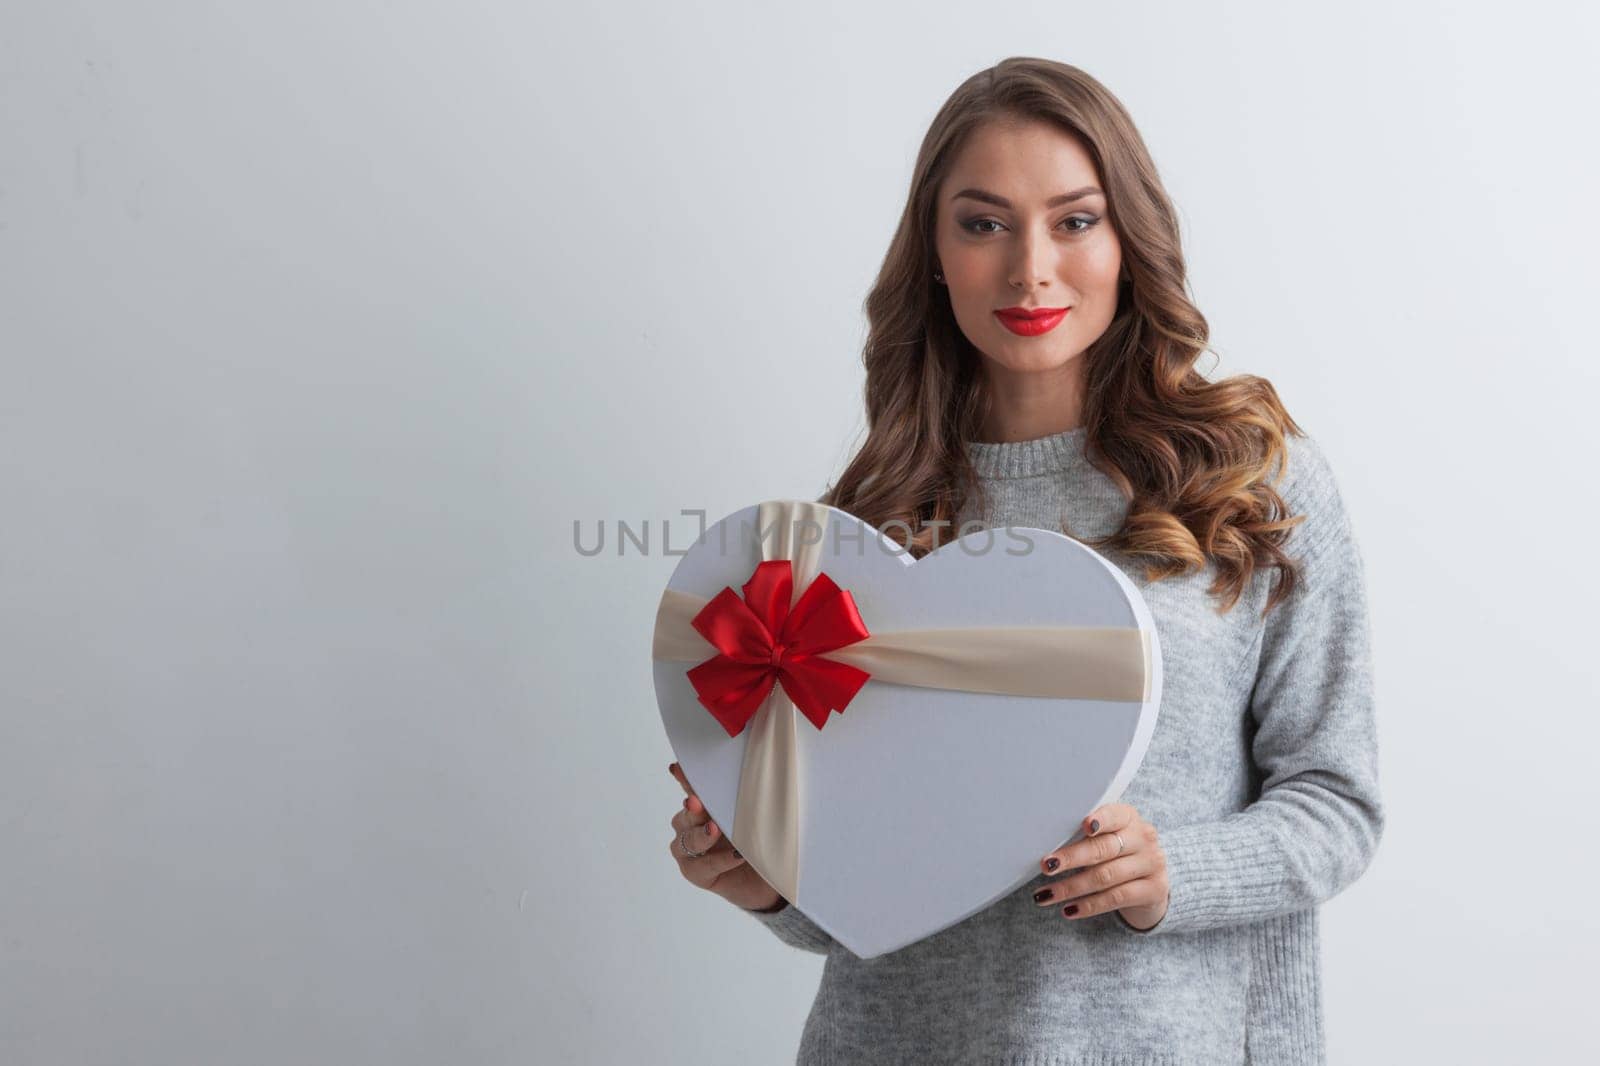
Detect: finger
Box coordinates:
(682, 793, 720, 830)
(672, 800, 718, 833)
(1040, 806, 1143, 874)
(672, 837, 749, 886)
(701, 843, 748, 877)
(670, 806, 721, 849)
(666, 819, 729, 866)
(1039, 829, 1124, 875)
(1053, 874, 1166, 921)
(667, 789, 701, 823)
(1030, 853, 1155, 907)
(1081, 802, 1138, 839)
(703, 848, 750, 887)
(669, 762, 697, 798)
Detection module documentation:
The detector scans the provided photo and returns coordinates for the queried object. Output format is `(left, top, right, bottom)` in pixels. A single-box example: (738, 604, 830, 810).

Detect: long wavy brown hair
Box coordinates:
(819, 57, 1309, 619)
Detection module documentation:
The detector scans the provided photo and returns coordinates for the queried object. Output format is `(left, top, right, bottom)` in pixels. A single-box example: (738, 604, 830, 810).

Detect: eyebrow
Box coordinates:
(950, 185, 1104, 209)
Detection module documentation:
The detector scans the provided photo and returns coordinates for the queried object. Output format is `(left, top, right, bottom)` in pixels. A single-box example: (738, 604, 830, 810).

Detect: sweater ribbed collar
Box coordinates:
(964, 425, 1090, 479)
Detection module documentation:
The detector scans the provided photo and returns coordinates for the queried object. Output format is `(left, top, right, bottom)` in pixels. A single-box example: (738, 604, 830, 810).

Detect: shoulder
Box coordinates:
(1270, 431, 1357, 574)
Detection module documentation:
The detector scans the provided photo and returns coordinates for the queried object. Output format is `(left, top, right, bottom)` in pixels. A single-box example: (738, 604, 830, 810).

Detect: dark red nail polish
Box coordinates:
(1064, 904, 1079, 917)
(1033, 888, 1051, 903)
(1089, 819, 1100, 834)
(1044, 858, 1060, 873)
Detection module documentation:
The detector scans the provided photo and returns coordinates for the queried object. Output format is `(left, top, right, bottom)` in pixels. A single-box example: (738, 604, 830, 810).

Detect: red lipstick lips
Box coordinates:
(995, 306, 1070, 337)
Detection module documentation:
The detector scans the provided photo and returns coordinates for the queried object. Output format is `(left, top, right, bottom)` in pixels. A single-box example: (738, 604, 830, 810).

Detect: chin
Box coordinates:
(988, 340, 1081, 372)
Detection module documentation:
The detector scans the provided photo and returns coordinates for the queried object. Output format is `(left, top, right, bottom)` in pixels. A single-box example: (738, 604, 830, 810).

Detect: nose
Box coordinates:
(1008, 225, 1055, 292)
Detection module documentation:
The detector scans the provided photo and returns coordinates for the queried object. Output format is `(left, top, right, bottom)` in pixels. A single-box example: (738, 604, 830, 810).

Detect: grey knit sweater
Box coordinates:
(745, 426, 1384, 1065)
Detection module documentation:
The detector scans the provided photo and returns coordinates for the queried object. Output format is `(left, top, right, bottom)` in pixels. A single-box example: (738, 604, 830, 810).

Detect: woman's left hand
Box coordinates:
(1034, 803, 1170, 930)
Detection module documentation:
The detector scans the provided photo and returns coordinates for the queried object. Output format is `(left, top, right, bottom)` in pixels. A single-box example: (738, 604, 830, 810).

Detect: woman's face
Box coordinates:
(933, 118, 1123, 375)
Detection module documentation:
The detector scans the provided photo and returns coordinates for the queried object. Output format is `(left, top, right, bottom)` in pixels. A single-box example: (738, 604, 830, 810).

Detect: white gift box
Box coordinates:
(652, 500, 1163, 959)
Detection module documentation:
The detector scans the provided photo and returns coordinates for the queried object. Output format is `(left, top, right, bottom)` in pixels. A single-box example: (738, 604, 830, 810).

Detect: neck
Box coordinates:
(976, 356, 1087, 443)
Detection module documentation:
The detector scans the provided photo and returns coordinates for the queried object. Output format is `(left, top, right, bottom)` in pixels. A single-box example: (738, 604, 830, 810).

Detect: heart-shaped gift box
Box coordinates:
(652, 500, 1162, 959)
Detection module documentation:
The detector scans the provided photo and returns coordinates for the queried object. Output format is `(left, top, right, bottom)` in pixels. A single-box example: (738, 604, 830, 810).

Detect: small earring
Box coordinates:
(934, 271, 945, 284)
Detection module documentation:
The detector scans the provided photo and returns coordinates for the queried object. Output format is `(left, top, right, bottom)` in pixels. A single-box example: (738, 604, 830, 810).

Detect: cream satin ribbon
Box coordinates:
(651, 500, 1154, 903)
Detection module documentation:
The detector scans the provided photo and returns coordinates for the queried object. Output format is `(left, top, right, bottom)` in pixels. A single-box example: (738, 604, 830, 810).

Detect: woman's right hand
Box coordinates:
(668, 762, 787, 913)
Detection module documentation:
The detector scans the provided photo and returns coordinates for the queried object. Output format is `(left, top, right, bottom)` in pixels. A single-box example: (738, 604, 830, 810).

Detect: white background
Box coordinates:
(3, 2, 1596, 1063)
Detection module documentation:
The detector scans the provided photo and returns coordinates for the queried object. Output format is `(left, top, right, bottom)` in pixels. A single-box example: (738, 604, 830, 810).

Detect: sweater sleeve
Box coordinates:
(744, 898, 837, 955)
(1121, 434, 1386, 936)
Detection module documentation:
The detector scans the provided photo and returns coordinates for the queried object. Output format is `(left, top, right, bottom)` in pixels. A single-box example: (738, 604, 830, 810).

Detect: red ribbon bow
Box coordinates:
(687, 559, 872, 736)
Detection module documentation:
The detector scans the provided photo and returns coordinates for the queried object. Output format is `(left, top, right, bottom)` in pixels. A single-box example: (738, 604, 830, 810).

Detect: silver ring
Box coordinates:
(677, 828, 707, 860)
(1113, 831, 1126, 855)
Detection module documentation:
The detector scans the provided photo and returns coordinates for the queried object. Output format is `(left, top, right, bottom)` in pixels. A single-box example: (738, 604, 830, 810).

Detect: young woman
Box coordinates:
(666, 56, 1383, 1064)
